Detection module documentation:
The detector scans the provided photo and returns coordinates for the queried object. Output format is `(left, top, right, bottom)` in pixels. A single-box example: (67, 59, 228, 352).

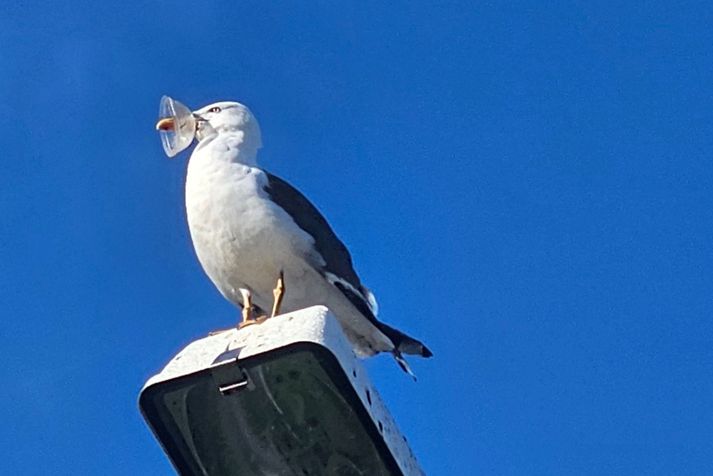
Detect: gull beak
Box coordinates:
(155, 117, 175, 131)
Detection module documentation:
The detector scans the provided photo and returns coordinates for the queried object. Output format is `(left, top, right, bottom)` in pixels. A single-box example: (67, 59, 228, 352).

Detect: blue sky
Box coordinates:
(1, 1, 712, 474)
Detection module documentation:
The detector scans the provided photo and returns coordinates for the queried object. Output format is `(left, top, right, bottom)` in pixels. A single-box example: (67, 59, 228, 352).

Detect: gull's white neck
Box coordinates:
(194, 130, 260, 167)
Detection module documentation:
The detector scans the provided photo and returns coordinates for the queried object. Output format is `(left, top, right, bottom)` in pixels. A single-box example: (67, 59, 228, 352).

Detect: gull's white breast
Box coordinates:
(185, 144, 317, 312)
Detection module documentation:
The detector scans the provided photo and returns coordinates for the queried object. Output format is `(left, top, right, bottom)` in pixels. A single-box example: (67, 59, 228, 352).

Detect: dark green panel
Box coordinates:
(140, 343, 403, 476)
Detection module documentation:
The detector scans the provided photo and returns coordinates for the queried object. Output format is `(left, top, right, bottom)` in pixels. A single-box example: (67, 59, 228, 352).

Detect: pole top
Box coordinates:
(140, 306, 425, 476)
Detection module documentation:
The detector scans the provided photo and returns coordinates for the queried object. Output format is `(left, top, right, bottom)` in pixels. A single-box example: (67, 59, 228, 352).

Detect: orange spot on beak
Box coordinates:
(155, 117, 175, 131)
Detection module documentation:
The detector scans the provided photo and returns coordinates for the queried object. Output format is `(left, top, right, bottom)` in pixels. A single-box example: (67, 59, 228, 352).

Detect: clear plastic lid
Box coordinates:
(157, 96, 196, 157)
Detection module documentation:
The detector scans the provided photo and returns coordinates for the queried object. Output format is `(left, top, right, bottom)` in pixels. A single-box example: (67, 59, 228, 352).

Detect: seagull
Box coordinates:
(156, 99, 432, 375)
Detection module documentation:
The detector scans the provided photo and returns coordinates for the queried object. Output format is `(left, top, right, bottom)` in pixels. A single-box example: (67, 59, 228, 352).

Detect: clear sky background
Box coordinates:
(1, 2, 711, 475)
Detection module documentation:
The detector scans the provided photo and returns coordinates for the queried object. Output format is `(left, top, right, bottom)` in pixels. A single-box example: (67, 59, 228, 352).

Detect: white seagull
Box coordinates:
(156, 98, 432, 375)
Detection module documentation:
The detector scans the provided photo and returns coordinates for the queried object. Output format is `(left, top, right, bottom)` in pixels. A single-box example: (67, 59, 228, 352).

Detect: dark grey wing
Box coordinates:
(264, 171, 363, 289)
(263, 171, 433, 359)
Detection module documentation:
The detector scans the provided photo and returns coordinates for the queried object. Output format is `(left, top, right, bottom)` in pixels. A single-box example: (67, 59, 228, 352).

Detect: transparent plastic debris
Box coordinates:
(157, 96, 196, 157)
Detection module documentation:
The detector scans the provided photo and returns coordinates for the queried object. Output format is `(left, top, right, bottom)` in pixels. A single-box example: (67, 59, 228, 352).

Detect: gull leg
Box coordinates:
(238, 288, 256, 329)
(270, 271, 286, 318)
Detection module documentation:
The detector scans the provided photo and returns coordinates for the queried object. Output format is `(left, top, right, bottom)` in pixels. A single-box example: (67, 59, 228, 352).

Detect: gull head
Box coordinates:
(192, 101, 261, 147)
(155, 97, 261, 157)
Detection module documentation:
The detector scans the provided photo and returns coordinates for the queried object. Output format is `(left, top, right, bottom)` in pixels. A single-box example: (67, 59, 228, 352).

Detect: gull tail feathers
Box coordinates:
(393, 350, 417, 380)
(376, 322, 433, 379)
(377, 322, 433, 358)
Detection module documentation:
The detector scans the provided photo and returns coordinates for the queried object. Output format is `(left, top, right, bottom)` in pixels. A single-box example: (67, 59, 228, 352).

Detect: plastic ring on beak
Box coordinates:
(156, 96, 196, 157)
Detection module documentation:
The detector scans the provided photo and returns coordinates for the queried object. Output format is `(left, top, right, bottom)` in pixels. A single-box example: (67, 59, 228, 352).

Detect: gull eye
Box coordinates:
(209, 106, 221, 113)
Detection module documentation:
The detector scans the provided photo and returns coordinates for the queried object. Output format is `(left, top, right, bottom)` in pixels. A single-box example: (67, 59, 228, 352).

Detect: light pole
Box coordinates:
(140, 306, 425, 476)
